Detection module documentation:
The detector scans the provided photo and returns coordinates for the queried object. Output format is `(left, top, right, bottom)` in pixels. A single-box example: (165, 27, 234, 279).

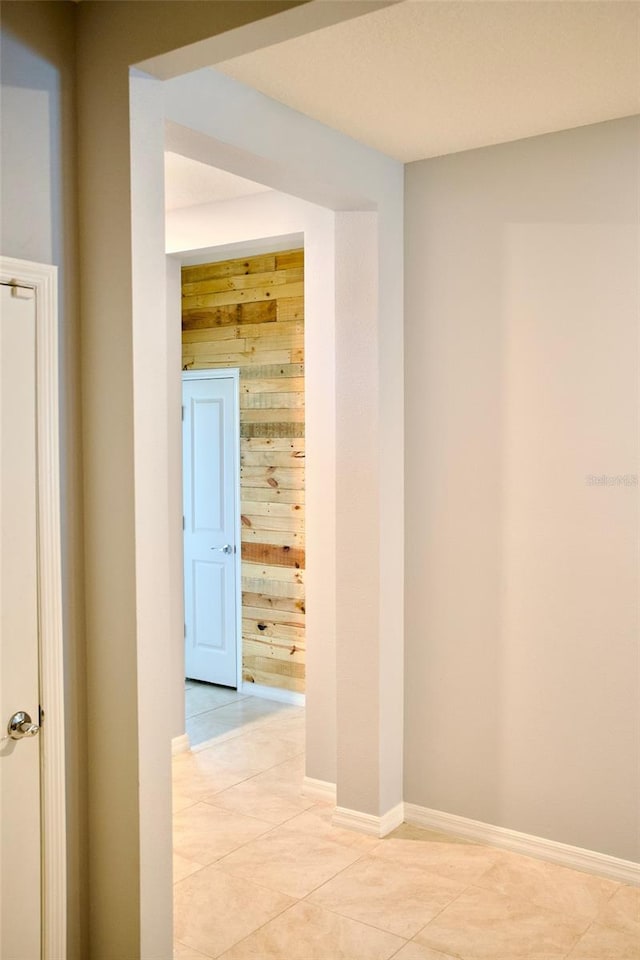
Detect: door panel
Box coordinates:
(183, 376, 239, 687)
(0, 283, 41, 960)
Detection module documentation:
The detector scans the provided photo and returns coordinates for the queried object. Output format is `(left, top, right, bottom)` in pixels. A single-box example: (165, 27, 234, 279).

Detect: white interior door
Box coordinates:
(183, 373, 240, 687)
(0, 282, 42, 960)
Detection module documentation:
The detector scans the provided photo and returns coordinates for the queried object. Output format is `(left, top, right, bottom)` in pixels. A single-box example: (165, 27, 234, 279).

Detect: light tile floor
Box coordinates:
(175, 682, 639, 959)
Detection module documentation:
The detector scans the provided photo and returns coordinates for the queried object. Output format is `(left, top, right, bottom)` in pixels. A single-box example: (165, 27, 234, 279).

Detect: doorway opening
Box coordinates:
(176, 239, 307, 750)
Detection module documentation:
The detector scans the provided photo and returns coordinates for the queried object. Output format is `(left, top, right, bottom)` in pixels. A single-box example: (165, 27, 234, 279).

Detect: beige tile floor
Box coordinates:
(175, 683, 639, 960)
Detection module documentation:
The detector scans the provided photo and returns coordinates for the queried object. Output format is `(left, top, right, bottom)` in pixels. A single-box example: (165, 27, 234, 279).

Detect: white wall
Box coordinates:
(167, 189, 338, 785)
(0, 6, 87, 956)
(404, 116, 639, 861)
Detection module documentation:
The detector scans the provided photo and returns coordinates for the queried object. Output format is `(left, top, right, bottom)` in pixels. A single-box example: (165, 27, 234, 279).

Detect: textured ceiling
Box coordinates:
(164, 152, 271, 211)
(215, 0, 640, 162)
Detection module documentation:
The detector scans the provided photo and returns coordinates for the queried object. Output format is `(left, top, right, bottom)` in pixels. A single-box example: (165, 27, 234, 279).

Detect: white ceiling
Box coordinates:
(164, 152, 271, 210)
(215, 0, 640, 163)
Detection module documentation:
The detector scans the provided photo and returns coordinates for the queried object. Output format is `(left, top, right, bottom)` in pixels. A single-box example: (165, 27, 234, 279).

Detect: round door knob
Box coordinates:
(7, 710, 40, 740)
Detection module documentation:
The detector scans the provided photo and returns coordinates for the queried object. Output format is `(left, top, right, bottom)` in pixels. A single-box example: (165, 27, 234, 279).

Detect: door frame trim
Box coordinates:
(182, 368, 242, 689)
(0, 256, 66, 960)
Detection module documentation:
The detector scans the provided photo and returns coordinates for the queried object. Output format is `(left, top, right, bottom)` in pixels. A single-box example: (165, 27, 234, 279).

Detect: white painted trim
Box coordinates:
(0, 257, 66, 960)
(404, 803, 640, 887)
(241, 681, 305, 707)
(302, 777, 336, 804)
(380, 802, 406, 837)
(171, 734, 190, 756)
(182, 368, 242, 690)
(333, 801, 404, 838)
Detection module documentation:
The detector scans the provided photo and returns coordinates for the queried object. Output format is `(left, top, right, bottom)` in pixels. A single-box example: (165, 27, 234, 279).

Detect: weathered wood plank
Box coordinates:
(182, 266, 303, 297)
(240, 392, 305, 411)
(241, 486, 304, 504)
(242, 657, 305, 693)
(241, 363, 303, 380)
(241, 577, 305, 598)
(241, 499, 304, 518)
(240, 421, 305, 439)
(241, 449, 305, 467)
(241, 377, 305, 395)
(186, 333, 303, 358)
(275, 250, 304, 271)
(241, 437, 305, 452)
(240, 467, 304, 489)
(242, 561, 304, 584)
(277, 297, 304, 323)
(241, 320, 303, 340)
(243, 619, 305, 642)
(241, 542, 304, 568)
(184, 349, 299, 369)
(182, 280, 304, 310)
(182, 299, 277, 331)
(183, 320, 302, 344)
(182, 254, 277, 283)
(241, 527, 304, 546)
(243, 656, 305, 681)
(242, 642, 306, 673)
(186, 337, 248, 356)
(242, 592, 305, 615)
(242, 605, 306, 626)
(240, 409, 305, 425)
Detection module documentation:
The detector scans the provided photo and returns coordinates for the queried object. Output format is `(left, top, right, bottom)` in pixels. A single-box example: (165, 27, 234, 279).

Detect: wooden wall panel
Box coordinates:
(182, 249, 305, 695)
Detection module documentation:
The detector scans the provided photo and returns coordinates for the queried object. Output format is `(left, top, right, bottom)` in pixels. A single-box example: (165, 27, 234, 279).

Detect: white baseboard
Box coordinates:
(241, 681, 305, 707)
(171, 733, 190, 756)
(333, 801, 404, 839)
(404, 803, 640, 887)
(302, 777, 337, 804)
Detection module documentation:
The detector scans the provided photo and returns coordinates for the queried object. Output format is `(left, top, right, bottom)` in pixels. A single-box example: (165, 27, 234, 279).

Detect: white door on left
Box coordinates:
(0, 282, 42, 959)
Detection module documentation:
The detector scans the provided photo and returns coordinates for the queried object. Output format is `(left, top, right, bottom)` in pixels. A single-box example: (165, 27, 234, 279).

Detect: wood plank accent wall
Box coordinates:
(182, 249, 305, 695)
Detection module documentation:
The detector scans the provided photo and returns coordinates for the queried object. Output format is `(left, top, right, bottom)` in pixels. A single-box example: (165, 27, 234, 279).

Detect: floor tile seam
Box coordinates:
(562, 915, 597, 960)
(173, 813, 278, 863)
(409, 880, 477, 948)
(194, 767, 276, 800)
(185, 702, 247, 721)
(207, 757, 306, 797)
(185, 692, 253, 713)
(192, 857, 302, 906)
(253, 821, 382, 861)
(468, 881, 598, 930)
(192, 733, 303, 765)
(298, 845, 396, 908)
(200, 795, 316, 828)
(189, 815, 294, 867)
(580, 913, 640, 939)
(205, 748, 304, 787)
(172, 860, 210, 887)
(463, 876, 620, 933)
(174, 936, 215, 960)
(199, 795, 285, 829)
(411, 881, 588, 960)
(302, 877, 434, 942)
(172, 797, 201, 815)
(190, 707, 283, 736)
(293, 892, 413, 947)
(374, 845, 594, 911)
(406, 933, 467, 960)
(206, 896, 305, 960)
(187, 723, 268, 752)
